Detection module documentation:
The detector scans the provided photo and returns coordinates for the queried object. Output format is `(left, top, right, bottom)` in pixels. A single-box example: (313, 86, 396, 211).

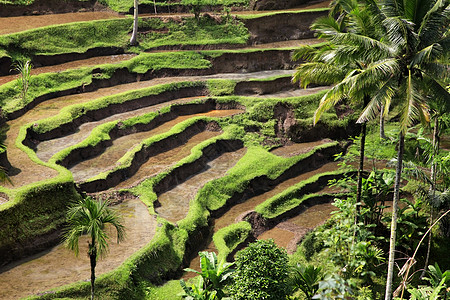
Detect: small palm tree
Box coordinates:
(64, 197, 125, 300)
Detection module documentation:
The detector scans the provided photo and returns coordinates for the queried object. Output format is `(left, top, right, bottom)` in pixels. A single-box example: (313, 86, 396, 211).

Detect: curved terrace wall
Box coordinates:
(4, 49, 295, 121)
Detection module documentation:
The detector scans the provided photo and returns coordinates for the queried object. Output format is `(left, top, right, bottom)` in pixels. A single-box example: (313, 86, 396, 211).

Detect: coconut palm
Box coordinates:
(294, 0, 449, 298)
(292, 0, 389, 218)
(64, 197, 125, 300)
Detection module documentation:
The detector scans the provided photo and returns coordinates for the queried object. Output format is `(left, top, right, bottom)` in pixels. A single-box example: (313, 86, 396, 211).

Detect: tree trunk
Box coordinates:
(385, 131, 405, 300)
(421, 116, 440, 278)
(355, 95, 370, 224)
(90, 247, 97, 300)
(380, 104, 386, 140)
(153, 0, 157, 14)
(355, 121, 367, 219)
(130, 0, 139, 46)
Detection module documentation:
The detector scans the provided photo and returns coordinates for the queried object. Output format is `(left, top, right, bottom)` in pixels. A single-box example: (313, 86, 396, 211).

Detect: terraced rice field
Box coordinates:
(0, 1, 358, 298)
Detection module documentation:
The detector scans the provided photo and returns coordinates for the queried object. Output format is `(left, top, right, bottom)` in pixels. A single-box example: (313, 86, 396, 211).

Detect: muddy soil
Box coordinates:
(0, 0, 110, 17)
(69, 110, 240, 182)
(258, 201, 336, 252)
(156, 148, 247, 223)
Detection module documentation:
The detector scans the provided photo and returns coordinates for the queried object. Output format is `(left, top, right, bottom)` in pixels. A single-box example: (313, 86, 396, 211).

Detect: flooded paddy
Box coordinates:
(0, 54, 135, 86)
(156, 148, 247, 223)
(36, 96, 206, 161)
(0, 12, 123, 35)
(69, 109, 242, 182)
(183, 144, 340, 277)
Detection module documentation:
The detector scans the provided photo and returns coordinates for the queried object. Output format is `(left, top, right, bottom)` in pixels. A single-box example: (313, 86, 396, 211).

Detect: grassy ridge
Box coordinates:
(213, 221, 252, 261)
(31, 80, 205, 134)
(0, 51, 211, 114)
(255, 170, 347, 219)
(0, 18, 131, 56)
(0, 15, 248, 60)
(237, 7, 329, 19)
(134, 16, 248, 51)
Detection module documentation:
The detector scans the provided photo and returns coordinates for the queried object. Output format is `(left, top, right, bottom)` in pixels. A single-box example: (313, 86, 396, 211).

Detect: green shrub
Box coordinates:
(229, 239, 290, 300)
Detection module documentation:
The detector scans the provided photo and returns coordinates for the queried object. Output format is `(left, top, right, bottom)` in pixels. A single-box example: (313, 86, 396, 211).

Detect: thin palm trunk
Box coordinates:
(380, 104, 386, 140)
(130, 0, 139, 45)
(421, 117, 440, 278)
(355, 95, 370, 224)
(385, 132, 405, 300)
(89, 240, 97, 300)
(356, 121, 367, 220)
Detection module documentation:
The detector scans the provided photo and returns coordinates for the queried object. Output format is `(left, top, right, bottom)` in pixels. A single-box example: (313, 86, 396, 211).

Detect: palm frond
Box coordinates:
(311, 16, 346, 38)
(313, 83, 347, 124)
(399, 70, 430, 133)
(357, 76, 396, 123)
(293, 62, 346, 87)
(411, 43, 444, 67)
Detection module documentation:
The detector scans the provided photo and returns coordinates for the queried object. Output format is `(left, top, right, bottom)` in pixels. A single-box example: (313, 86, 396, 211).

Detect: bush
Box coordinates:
(229, 239, 290, 300)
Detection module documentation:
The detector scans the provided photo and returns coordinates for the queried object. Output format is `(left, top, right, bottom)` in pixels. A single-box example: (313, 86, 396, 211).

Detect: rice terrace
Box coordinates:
(0, 0, 448, 299)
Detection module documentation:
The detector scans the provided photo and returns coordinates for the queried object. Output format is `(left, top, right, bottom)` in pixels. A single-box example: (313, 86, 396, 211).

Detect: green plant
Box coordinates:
(181, 0, 217, 21)
(313, 273, 354, 300)
(13, 60, 32, 105)
(63, 197, 125, 300)
(229, 239, 290, 300)
(180, 251, 234, 300)
(290, 264, 323, 300)
(318, 197, 385, 283)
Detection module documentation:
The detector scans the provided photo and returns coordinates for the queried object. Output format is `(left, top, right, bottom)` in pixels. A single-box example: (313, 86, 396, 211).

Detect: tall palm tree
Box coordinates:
(292, 0, 388, 217)
(64, 197, 125, 300)
(294, 0, 449, 298)
(348, 0, 449, 298)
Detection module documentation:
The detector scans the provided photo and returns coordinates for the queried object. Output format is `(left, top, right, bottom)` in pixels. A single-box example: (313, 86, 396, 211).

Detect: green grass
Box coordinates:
(213, 221, 252, 261)
(0, 15, 248, 60)
(134, 16, 248, 51)
(0, 51, 211, 115)
(144, 280, 183, 300)
(254, 168, 346, 219)
(0, 18, 131, 57)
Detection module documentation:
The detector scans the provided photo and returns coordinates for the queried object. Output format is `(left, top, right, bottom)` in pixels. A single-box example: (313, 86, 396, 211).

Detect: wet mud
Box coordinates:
(156, 148, 247, 223)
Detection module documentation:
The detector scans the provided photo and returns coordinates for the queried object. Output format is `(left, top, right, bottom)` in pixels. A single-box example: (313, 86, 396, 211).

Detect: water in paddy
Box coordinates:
(0, 197, 155, 300)
(156, 148, 247, 223)
(214, 161, 340, 232)
(258, 202, 337, 250)
(0, 54, 135, 86)
(4, 70, 288, 188)
(36, 96, 206, 161)
(0, 12, 123, 35)
(69, 109, 242, 182)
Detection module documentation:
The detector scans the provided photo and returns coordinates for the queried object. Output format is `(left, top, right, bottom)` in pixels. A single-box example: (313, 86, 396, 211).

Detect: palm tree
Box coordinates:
(294, 0, 449, 298)
(347, 0, 449, 298)
(130, 0, 139, 46)
(292, 0, 388, 218)
(64, 197, 125, 300)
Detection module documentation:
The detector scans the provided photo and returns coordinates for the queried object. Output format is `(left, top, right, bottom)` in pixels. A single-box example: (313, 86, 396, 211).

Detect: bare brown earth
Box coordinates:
(0, 11, 122, 35)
